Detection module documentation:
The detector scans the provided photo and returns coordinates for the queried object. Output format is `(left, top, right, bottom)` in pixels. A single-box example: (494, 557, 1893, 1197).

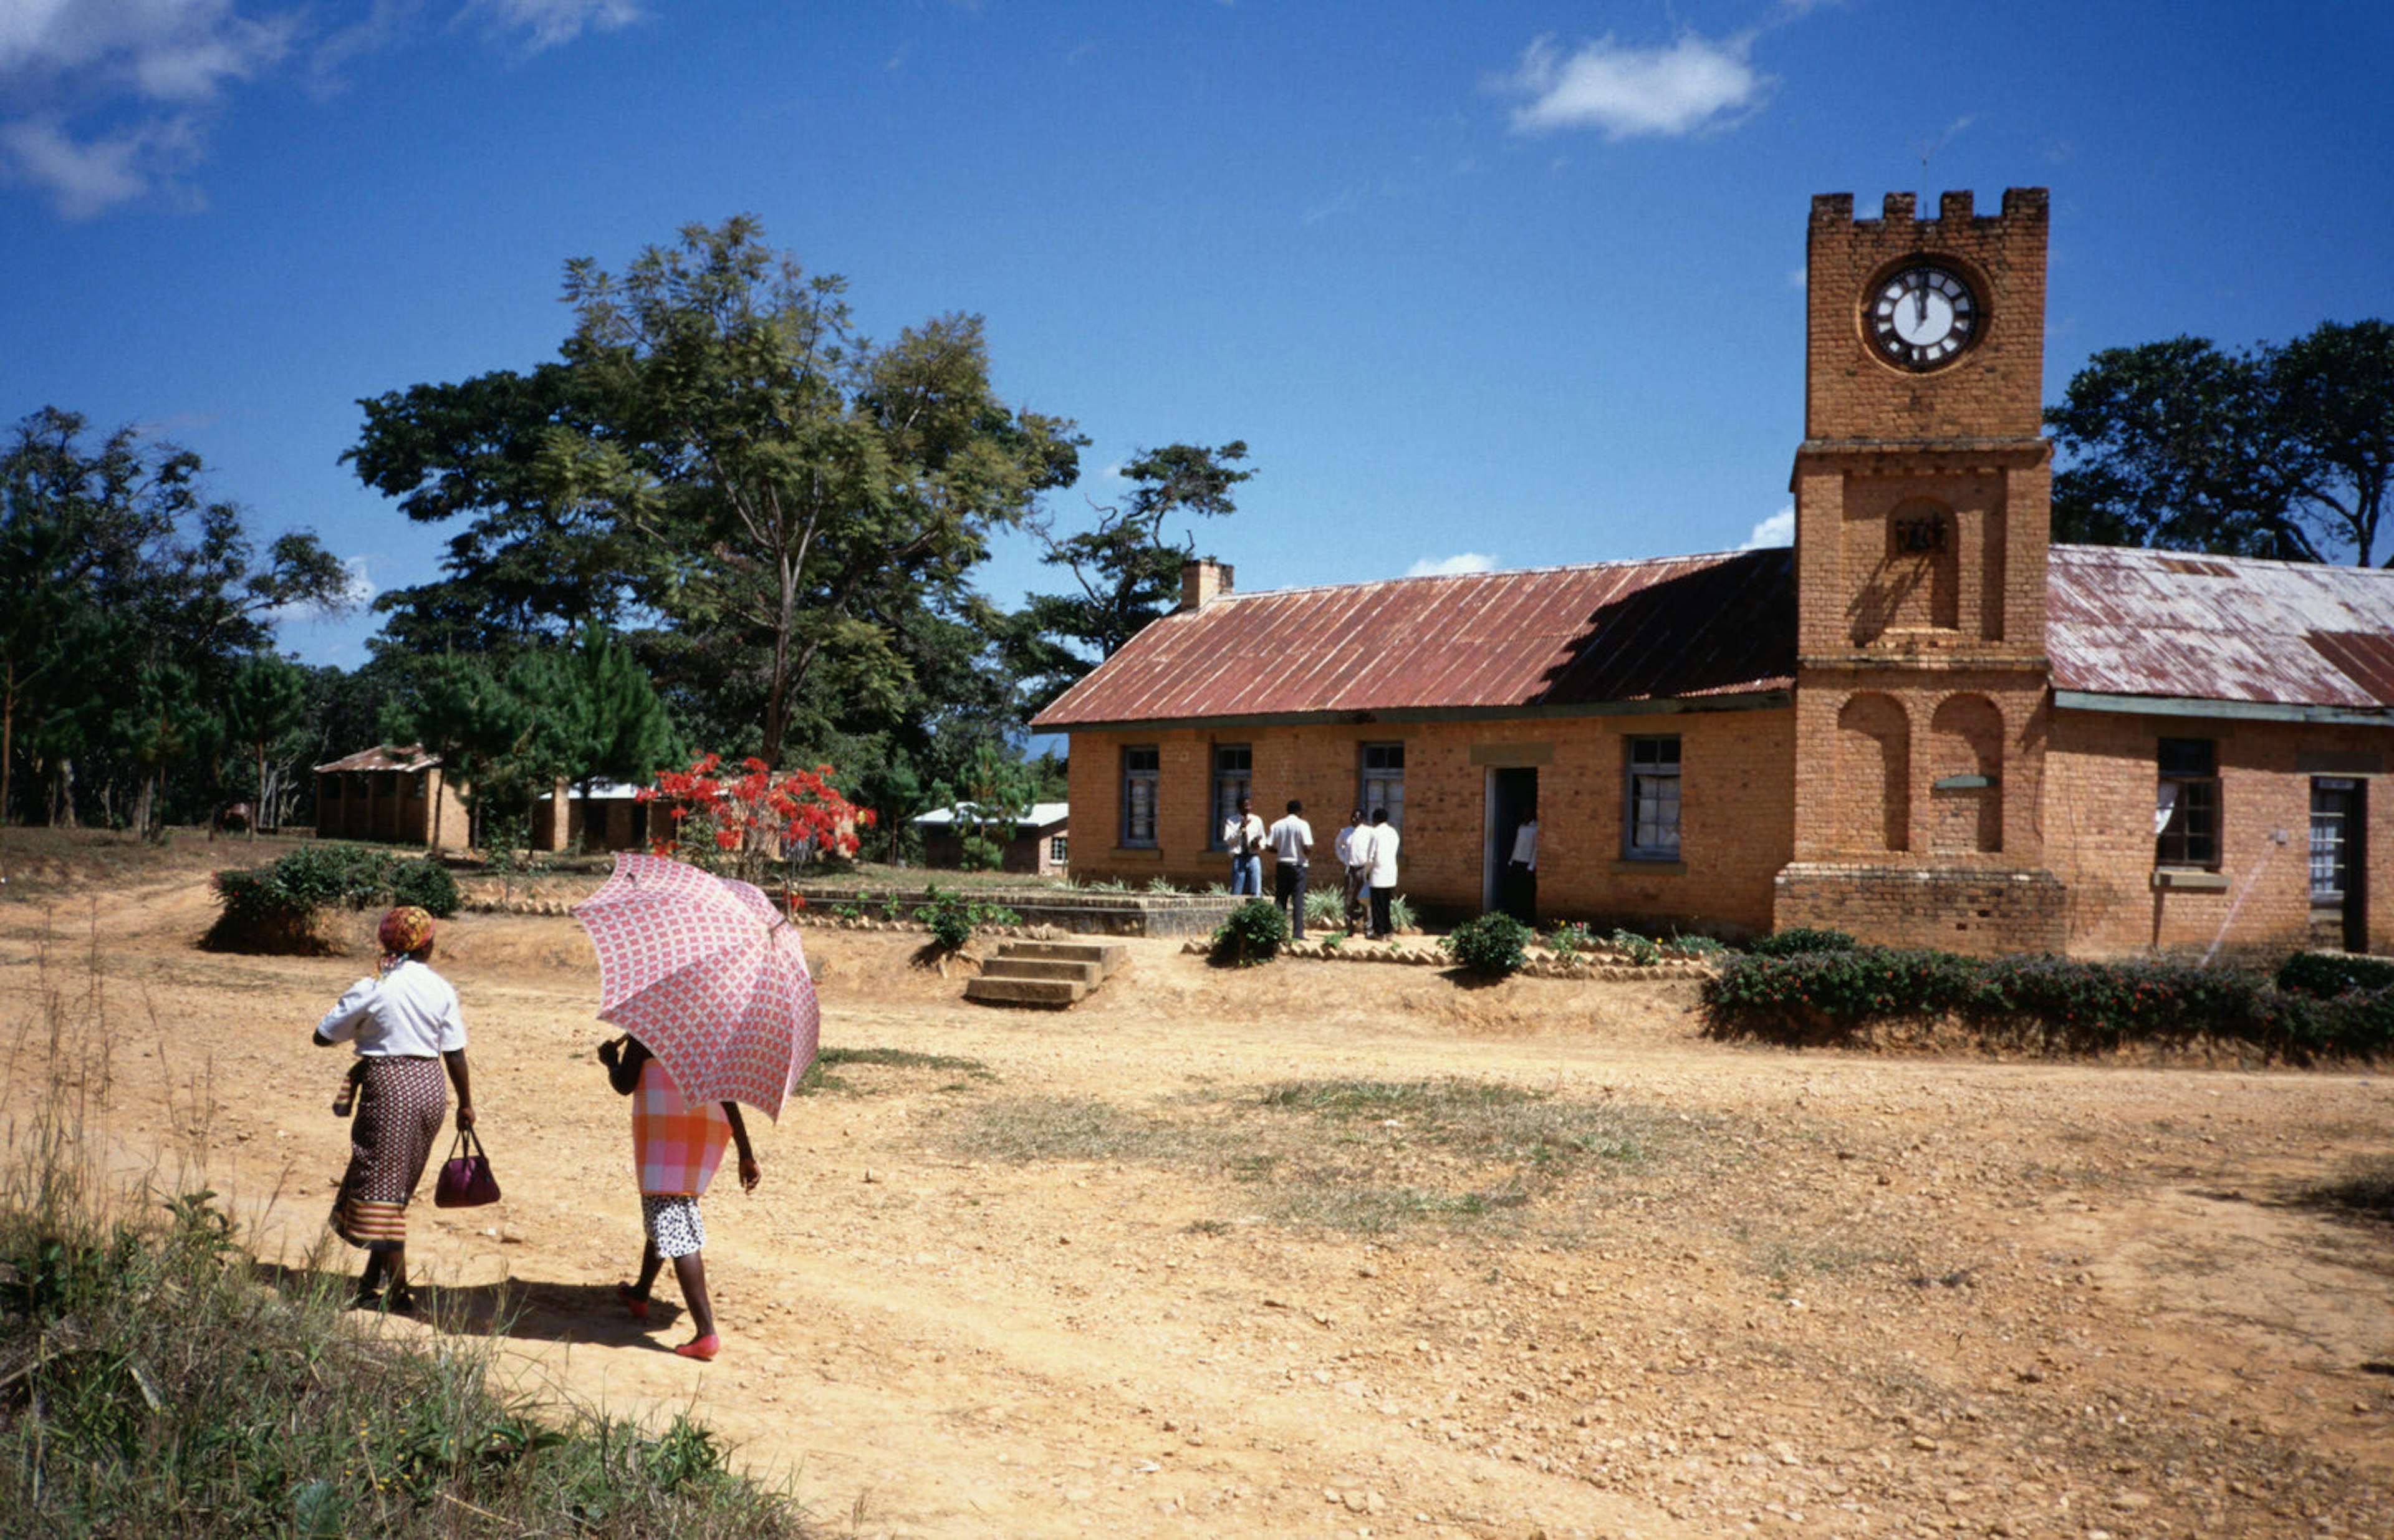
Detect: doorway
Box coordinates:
(1483, 767, 1539, 923)
(2310, 777, 2368, 953)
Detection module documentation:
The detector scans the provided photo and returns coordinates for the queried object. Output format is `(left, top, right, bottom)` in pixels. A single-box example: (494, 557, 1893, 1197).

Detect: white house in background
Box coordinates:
(911, 801, 1070, 875)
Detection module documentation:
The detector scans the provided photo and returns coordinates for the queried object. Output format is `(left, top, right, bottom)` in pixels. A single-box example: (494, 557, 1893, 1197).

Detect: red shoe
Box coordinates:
(674, 1334, 720, 1360)
(615, 1282, 649, 1321)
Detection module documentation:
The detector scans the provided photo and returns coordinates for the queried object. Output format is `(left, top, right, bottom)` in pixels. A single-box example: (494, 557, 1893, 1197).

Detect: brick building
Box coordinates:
(1032, 188, 2394, 960)
(313, 743, 471, 854)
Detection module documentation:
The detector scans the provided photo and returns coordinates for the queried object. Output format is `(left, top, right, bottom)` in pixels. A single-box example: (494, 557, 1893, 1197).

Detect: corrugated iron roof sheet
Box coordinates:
(1033, 542, 2394, 728)
(1032, 549, 1796, 727)
(314, 743, 441, 774)
(2048, 546, 2394, 707)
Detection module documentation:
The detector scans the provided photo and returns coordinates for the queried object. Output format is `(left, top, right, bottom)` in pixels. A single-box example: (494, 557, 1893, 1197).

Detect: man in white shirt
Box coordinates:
(1334, 806, 1370, 935)
(1221, 794, 1265, 895)
(1267, 799, 1315, 938)
(1365, 807, 1401, 938)
(1505, 808, 1538, 922)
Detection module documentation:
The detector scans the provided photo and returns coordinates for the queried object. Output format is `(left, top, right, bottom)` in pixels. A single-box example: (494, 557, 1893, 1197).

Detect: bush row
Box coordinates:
(212, 844, 461, 930)
(1704, 946, 2394, 1058)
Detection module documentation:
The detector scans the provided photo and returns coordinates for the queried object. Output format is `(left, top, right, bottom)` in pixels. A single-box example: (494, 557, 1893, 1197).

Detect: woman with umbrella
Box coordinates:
(602, 1033, 760, 1359)
(574, 853, 819, 1364)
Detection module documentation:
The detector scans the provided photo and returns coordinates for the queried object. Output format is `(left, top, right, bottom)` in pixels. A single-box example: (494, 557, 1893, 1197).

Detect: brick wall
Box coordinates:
(1064, 706, 1795, 937)
(2045, 709, 2394, 961)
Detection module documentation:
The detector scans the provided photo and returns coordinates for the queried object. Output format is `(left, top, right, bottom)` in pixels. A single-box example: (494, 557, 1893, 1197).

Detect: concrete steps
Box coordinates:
(964, 940, 1128, 1009)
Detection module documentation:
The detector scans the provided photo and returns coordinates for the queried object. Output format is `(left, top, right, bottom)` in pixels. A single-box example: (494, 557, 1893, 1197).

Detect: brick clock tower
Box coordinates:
(1775, 188, 2068, 953)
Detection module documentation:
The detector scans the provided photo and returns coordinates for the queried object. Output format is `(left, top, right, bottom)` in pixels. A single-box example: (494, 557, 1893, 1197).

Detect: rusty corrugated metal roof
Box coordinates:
(1034, 541, 2394, 729)
(2047, 546, 2394, 708)
(1031, 549, 1796, 728)
(314, 743, 442, 774)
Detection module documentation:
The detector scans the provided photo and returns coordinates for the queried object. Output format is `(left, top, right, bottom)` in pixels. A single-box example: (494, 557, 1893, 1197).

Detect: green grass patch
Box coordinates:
(797, 1046, 993, 1097)
(933, 1077, 1699, 1237)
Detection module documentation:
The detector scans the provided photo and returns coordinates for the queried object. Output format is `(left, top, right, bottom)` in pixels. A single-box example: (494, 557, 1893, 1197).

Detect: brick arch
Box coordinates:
(1836, 692, 1911, 854)
(1928, 693, 2004, 854)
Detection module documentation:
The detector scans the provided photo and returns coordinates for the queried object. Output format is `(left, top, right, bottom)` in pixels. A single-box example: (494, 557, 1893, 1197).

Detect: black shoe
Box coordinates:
(385, 1285, 416, 1315)
(350, 1286, 383, 1311)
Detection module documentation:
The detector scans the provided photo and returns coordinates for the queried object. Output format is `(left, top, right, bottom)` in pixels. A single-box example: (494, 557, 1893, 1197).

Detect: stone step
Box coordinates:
(1006, 940, 1128, 976)
(964, 975, 1087, 1009)
(981, 957, 1101, 984)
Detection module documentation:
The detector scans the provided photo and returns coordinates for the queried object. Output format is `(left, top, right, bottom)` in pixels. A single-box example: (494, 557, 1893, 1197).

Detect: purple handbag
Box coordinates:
(433, 1129, 501, 1208)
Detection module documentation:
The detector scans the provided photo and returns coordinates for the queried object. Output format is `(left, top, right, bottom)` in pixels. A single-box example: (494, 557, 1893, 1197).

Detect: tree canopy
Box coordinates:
(2047, 319, 2394, 564)
(0, 408, 351, 834)
(350, 216, 1085, 777)
(1006, 440, 1252, 710)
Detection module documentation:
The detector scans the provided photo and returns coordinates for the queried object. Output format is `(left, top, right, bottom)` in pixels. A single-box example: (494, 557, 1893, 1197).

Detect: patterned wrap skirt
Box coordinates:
(330, 1056, 446, 1253)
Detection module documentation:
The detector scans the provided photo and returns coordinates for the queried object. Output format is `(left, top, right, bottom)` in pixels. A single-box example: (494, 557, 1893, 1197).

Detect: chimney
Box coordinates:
(1180, 557, 1233, 611)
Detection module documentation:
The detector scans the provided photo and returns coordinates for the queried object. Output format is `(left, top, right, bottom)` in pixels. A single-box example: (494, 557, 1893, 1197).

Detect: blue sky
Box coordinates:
(5, 0, 2390, 671)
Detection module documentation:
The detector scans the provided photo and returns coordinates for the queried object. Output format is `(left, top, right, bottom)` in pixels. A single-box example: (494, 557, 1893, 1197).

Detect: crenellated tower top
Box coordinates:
(1803, 186, 2049, 444)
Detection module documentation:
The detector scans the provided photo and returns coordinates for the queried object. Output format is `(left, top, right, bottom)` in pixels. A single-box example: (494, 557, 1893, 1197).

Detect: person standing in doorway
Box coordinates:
(1505, 804, 1538, 923)
(1267, 799, 1314, 939)
(1223, 793, 1265, 895)
(1366, 807, 1401, 938)
(1335, 807, 1371, 935)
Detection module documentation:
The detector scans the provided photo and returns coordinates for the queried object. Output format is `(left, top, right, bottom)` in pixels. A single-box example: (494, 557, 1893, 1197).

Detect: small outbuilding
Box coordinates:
(312, 744, 470, 854)
(531, 779, 654, 854)
(912, 801, 1070, 875)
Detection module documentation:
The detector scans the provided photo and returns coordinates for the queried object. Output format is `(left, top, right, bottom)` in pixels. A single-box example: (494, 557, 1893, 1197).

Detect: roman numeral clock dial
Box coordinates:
(1868, 263, 1977, 369)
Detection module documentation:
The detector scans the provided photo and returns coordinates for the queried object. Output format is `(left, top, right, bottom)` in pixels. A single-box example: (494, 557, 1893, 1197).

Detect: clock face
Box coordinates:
(1868, 264, 1978, 369)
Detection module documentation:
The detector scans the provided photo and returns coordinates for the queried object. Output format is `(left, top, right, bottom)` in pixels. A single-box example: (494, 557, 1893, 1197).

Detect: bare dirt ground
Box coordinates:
(5, 844, 2393, 1539)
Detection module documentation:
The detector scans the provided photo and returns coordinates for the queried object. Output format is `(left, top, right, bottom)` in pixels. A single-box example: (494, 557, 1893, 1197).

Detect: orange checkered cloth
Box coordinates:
(631, 1054, 730, 1198)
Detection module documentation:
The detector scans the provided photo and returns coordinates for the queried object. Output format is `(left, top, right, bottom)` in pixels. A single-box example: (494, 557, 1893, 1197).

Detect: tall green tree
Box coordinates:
(2047, 320, 2394, 564)
(380, 653, 529, 851)
(349, 216, 1084, 764)
(0, 407, 350, 833)
(1008, 440, 1252, 709)
(221, 655, 310, 838)
(511, 622, 682, 798)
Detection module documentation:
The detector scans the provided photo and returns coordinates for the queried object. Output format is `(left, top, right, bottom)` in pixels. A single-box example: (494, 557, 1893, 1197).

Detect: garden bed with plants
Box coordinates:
(1703, 928, 2394, 1063)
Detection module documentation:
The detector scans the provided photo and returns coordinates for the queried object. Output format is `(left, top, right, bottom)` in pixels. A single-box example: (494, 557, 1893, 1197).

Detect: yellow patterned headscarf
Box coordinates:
(377, 907, 436, 966)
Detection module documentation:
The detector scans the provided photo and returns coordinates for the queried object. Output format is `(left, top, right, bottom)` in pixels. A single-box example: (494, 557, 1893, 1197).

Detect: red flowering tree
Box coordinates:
(638, 754, 874, 890)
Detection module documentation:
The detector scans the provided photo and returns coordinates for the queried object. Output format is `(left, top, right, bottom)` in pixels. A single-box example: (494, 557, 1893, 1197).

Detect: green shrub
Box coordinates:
(1304, 887, 1347, 929)
(2278, 950, 2394, 998)
(1213, 898, 1289, 966)
(1704, 945, 2394, 1059)
(1749, 926, 1858, 957)
(1443, 913, 1533, 977)
(1545, 921, 1595, 958)
(1609, 928, 1661, 966)
(207, 845, 458, 951)
(913, 884, 1022, 951)
(1387, 893, 1417, 932)
(387, 857, 460, 917)
(1665, 933, 1730, 958)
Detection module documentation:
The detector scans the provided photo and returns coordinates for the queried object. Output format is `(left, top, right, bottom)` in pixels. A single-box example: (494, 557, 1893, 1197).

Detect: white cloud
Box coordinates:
(463, 0, 640, 52)
(265, 554, 375, 623)
(1501, 32, 1771, 140)
(1, 1, 632, 217)
(0, 113, 201, 218)
(1407, 552, 1499, 578)
(1739, 506, 1794, 551)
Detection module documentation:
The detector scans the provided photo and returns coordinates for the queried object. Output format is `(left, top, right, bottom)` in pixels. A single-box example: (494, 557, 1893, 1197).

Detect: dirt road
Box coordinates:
(4, 862, 2392, 1539)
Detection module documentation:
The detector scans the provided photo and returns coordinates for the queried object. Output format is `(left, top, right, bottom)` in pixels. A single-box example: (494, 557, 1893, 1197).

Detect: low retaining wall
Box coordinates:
(791, 885, 1241, 938)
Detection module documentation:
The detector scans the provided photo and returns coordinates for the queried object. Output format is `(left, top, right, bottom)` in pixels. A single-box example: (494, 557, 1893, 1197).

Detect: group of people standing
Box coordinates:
(314, 907, 752, 1359)
(1221, 796, 1403, 939)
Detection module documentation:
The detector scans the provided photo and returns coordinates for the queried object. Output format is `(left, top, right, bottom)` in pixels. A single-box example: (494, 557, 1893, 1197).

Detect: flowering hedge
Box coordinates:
(638, 754, 873, 887)
(1704, 947, 2394, 1059)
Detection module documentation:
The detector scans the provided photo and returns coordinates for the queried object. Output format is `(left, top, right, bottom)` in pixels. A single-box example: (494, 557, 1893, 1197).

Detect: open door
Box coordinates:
(1483, 767, 1539, 923)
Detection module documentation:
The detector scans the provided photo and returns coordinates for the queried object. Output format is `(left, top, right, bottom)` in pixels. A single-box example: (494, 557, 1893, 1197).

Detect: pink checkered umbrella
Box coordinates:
(570, 852, 820, 1121)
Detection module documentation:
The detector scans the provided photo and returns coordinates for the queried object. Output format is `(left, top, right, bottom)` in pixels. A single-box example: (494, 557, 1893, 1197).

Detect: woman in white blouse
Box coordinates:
(314, 905, 476, 1313)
